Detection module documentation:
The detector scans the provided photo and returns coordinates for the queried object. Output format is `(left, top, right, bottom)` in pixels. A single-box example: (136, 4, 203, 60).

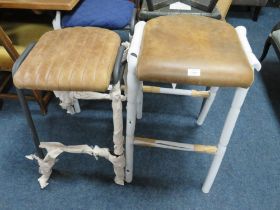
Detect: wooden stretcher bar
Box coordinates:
(134, 137, 218, 154)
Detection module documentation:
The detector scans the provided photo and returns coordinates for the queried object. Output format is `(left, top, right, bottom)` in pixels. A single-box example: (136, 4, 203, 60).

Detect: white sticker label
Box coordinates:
(170, 2, 191, 10)
(188, 69, 201, 77)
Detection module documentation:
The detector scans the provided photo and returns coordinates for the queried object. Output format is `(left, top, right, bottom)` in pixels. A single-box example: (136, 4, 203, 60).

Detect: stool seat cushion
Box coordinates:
(13, 27, 121, 92)
(137, 16, 253, 88)
(61, 0, 135, 30)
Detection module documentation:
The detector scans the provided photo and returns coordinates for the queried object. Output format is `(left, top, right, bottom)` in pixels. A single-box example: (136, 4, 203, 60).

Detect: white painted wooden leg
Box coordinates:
(125, 63, 140, 183)
(125, 21, 146, 183)
(136, 82, 143, 119)
(197, 87, 219, 126)
(73, 98, 81, 113)
(52, 11, 62, 30)
(202, 87, 249, 193)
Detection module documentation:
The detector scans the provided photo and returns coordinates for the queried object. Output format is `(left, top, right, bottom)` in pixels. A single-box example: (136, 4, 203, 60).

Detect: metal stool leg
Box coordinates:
(259, 37, 272, 62)
(16, 88, 44, 158)
(197, 87, 219, 126)
(202, 87, 249, 193)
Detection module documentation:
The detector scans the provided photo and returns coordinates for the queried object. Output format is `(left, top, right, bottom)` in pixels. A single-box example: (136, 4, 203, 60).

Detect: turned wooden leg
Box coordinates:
(198, 86, 210, 116)
(125, 60, 141, 183)
(197, 87, 219, 126)
(32, 90, 47, 115)
(202, 87, 249, 193)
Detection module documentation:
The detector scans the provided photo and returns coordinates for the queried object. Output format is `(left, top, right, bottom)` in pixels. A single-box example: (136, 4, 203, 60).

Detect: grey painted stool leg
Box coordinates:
(16, 88, 44, 159)
(259, 37, 272, 62)
(202, 87, 249, 193)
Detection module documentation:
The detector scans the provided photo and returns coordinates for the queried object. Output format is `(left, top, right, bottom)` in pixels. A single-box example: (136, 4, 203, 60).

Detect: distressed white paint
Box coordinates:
(236, 26, 261, 71)
(125, 22, 146, 183)
(136, 82, 143, 119)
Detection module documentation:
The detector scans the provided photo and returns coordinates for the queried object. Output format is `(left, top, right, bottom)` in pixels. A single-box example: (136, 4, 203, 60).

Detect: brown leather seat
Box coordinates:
(137, 16, 254, 88)
(13, 27, 121, 92)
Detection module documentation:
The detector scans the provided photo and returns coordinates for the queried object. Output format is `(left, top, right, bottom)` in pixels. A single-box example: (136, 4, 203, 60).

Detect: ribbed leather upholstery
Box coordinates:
(14, 27, 121, 92)
(137, 16, 253, 88)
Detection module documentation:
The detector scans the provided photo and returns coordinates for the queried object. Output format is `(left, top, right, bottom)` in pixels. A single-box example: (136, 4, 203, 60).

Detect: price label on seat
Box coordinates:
(188, 68, 201, 76)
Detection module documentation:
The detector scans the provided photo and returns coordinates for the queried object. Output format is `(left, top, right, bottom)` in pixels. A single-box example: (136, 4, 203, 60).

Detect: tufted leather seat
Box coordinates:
(137, 15, 254, 88)
(13, 27, 121, 92)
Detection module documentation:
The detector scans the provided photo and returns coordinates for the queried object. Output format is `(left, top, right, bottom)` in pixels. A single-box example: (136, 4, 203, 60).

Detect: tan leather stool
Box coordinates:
(13, 27, 126, 188)
(125, 16, 261, 193)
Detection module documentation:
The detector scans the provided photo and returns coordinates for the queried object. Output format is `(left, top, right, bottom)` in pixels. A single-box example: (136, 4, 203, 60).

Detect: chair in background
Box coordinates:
(232, 0, 269, 21)
(260, 22, 280, 62)
(138, 0, 232, 21)
(0, 25, 53, 114)
(52, 0, 137, 41)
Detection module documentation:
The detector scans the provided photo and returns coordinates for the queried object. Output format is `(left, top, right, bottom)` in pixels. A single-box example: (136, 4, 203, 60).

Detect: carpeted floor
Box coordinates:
(0, 6, 280, 210)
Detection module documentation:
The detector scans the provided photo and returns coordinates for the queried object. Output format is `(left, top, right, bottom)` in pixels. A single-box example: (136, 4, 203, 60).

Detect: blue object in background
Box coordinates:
(62, 0, 135, 30)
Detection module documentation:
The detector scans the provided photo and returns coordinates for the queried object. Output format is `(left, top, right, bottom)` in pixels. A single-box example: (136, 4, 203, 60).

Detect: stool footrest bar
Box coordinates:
(142, 85, 210, 97)
(26, 142, 125, 189)
(134, 137, 217, 154)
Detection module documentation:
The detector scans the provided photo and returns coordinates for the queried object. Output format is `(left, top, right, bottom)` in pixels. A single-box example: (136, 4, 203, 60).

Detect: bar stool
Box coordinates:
(51, 0, 137, 114)
(125, 16, 261, 193)
(12, 27, 125, 188)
